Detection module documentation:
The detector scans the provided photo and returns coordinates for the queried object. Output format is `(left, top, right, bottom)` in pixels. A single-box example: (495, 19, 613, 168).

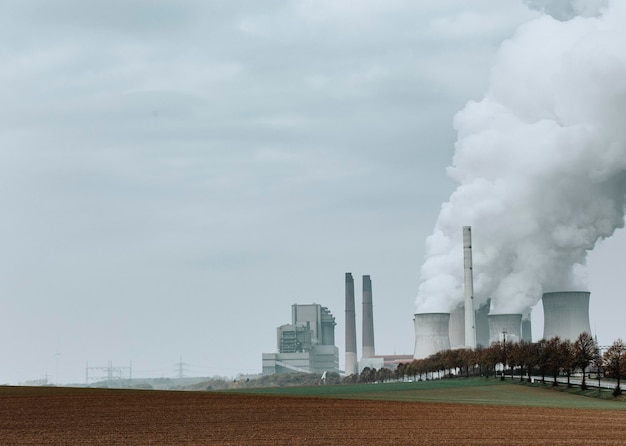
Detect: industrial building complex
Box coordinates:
(263, 226, 594, 377)
(413, 226, 593, 360)
(263, 274, 411, 376)
(262, 304, 340, 375)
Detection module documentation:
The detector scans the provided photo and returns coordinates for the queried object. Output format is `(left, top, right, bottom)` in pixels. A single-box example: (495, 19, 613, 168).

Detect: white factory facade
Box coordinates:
(262, 304, 339, 375)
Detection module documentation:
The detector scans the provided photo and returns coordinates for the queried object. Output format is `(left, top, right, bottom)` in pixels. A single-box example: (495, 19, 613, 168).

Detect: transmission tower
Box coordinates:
(175, 356, 188, 379)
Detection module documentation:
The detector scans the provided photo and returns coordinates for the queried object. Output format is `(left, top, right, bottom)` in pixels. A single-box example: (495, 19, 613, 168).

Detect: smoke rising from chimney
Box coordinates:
(416, 1, 626, 315)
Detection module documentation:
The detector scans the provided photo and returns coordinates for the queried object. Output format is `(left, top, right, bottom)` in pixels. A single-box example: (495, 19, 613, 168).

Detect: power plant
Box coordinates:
(412, 226, 594, 360)
(262, 227, 595, 376)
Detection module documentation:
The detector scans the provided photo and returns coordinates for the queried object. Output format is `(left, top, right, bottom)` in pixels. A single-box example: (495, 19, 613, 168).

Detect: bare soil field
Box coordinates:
(0, 386, 624, 445)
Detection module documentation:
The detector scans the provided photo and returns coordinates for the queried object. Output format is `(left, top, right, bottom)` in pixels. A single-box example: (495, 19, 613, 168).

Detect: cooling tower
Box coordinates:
(344, 273, 357, 375)
(463, 226, 476, 348)
(413, 313, 451, 359)
(475, 300, 490, 348)
(488, 314, 522, 345)
(449, 304, 465, 349)
(521, 317, 532, 342)
(362, 275, 375, 358)
(542, 291, 591, 341)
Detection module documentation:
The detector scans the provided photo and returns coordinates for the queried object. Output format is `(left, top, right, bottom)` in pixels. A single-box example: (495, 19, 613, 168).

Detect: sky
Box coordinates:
(1, 0, 623, 385)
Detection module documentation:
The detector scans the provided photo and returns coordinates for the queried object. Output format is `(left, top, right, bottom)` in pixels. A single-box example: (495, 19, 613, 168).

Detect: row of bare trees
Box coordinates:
(343, 366, 395, 384)
(388, 333, 626, 395)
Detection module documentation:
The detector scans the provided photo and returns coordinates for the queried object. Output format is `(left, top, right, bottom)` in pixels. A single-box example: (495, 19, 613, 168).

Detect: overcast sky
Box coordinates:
(1, 0, 622, 385)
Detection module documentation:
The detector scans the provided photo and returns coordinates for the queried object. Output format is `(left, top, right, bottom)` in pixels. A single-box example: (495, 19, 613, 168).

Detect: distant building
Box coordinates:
(358, 354, 414, 374)
(262, 304, 339, 375)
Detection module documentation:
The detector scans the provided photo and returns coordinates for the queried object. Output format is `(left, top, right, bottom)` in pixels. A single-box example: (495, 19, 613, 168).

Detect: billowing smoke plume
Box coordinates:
(416, 1, 626, 315)
(524, 0, 607, 21)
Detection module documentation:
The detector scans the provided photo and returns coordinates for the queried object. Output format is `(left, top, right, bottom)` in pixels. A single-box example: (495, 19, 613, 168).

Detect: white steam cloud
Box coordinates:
(524, 0, 607, 20)
(416, 0, 626, 315)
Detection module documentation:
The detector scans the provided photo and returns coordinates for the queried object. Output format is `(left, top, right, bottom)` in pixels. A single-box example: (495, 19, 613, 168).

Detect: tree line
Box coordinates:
(343, 333, 626, 396)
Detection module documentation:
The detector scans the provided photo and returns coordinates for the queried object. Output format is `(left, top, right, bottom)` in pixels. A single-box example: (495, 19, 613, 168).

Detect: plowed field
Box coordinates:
(0, 386, 624, 445)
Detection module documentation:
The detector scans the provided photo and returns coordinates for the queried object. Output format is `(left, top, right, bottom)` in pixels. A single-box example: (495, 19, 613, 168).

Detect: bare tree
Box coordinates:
(535, 339, 549, 384)
(508, 341, 525, 381)
(593, 352, 604, 390)
(603, 339, 626, 396)
(559, 340, 576, 388)
(485, 342, 503, 379)
(544, 337, 563, 386)
(522, 341, 539, 383)
(574, 332, 599, 390)
(510, 340, 535, 382)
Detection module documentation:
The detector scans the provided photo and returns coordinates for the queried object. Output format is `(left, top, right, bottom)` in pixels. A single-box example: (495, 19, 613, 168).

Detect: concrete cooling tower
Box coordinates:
(542, 291, 591, 341)
(413, 313, 451, 359)
(521, 318, 532, 342)
(475, 301, 490, 348)
(449, 304, 465, 349)
(488, 314, 522, 345)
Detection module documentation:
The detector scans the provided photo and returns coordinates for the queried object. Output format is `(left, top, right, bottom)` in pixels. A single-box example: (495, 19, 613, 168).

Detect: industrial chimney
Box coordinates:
(362, 275, 375, 358)
(488, 314, 522, 345)
(344, 273, 357, 375)
(463, 226, 476, 348)
(413, 313, 451, 359)
(542, 291, 591, 341)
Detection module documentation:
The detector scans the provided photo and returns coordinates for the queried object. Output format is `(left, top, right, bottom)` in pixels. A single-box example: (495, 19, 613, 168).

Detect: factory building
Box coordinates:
(262, 304, 339, 375)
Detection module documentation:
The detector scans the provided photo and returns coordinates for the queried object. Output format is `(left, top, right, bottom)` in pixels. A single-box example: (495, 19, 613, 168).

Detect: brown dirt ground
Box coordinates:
(0, 386, 624, 445)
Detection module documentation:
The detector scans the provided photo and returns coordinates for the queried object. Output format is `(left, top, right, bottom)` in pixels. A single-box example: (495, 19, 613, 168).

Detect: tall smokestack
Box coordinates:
(362, 275, 375, 358)
(463, 226, 476, 348)
(344, 273, 357, 375)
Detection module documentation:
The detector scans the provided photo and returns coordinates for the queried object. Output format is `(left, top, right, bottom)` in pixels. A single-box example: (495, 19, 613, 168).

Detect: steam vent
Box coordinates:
(542, 291, 591, 341)
(413, 313, 450, 359)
